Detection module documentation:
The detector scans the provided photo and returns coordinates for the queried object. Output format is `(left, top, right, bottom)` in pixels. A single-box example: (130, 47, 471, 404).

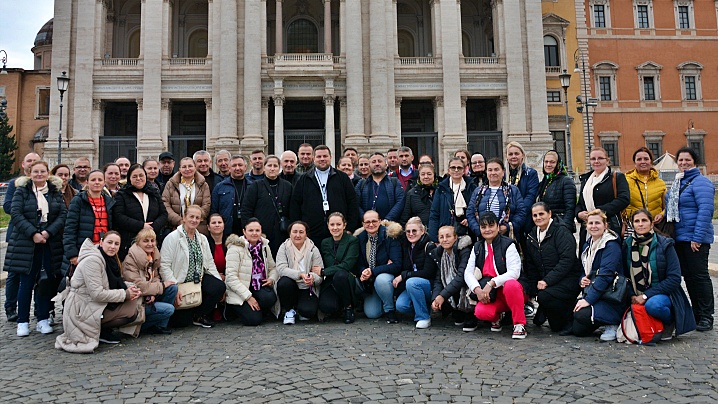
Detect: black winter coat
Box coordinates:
(112, 184, 168, 260)
(537, 174, 576, 232)
(429, 236, 473, 301)
(397, 233, 435, 293)
(577, 168, 630, 242)
(63, 191, 116, 264)
(240, 177, 292, 257)
(521, 220, 582, 297)
(5, 176, 67, 276)
(290, 167, 359, 245)
(400, 184, 434, 226)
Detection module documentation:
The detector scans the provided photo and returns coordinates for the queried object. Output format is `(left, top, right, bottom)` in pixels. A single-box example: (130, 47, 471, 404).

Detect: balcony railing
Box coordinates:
(462, 57, 500, 65)
(398, 57, 436, 65)
(545, 66, 562, 73)
(168, 58, 207, 66)
(100, 58, 140, 67)
(274, 53, 333, 63)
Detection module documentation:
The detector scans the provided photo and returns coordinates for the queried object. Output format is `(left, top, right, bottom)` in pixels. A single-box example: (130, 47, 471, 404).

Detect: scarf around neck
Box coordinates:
(629, 231, 654, 293)
(183, 226, 203, 283)
(288, 239, 312, 272)
(33, 182, 50, 223)
(539, 151, 568, 199)
(248, 239, 267, 290)
(450, 178, 467, 216)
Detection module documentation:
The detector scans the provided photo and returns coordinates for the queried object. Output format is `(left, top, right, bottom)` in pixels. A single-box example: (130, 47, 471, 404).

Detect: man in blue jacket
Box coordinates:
(211, 155, 253, 237)
(356, 153, 405, 222)
(4, 152, 40, 322)
(355, 210, 403, 323)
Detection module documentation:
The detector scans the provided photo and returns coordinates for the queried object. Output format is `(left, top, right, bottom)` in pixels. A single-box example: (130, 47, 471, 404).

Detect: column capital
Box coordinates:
(93, 99, 104, 111)
(395, 97, 402, 107)
(161, 98, 171, 110)
(323, 95, 335, 106)
(261, 97, 270, 108)
(338, 96, 347, 107)
(433, 96, 444, 108)
(136, 99, 144, 111)
(461, 96, 468, 107)
(499, 95, 508, 107)
(204, 98, 212, 109)
(273, 95, 285, 106)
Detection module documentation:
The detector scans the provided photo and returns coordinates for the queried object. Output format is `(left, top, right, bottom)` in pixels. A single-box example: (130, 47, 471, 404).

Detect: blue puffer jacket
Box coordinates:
(508, 163, 539, 233)
(354, 222, 403, 280)
(466, 182, 526, 238)
(210, 175, 254, 236)
(666, 168, 715, 244)
(623, 233, 696, 336)
(63, 191, 116, 267)
(428, 176, 477, 242)
(581, 231, 627, 325)
(355, 175, 405, 222)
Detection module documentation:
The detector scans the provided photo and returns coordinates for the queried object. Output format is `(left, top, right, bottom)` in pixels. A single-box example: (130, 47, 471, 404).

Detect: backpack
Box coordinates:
(616, 304, 664, 345)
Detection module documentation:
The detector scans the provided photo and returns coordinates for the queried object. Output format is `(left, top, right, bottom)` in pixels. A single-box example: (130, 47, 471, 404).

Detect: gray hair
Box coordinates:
(397, 146, 413, 156)
(193, 150, 211, 160)
(215, 150, 231, 161)
(280, 150, 298, 161)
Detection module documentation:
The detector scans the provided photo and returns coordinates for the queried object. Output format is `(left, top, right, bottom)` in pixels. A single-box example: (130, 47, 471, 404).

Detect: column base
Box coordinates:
(239, 136, 266, 155)
(367, 134, 396, 156)
(343, 133, 368, 154)
(136, 139, 166, 164)
(214, 136, 242, 156)
(439, 133, 468, 170)
(42, 139, 98, 167)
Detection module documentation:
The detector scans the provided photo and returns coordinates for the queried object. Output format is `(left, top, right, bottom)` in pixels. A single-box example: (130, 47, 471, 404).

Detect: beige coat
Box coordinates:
(55, 240, 132, 353)
(276, 238, 324, 296)
(123, 243, 164, 297)
(160, 225, 223, 284)
(162, 172, 211, 235)
(225, 234, 280, 317)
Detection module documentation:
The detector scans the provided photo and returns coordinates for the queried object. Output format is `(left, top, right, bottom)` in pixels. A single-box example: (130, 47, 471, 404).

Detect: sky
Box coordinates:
(0, 1, 55, 70)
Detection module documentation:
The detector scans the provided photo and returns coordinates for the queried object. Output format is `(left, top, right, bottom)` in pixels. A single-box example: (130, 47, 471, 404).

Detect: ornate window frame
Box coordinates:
(678, 61, 703, 104)
(633, 0, 654, 30)
(674, 0, 695, 31)
(636, 61, 662, 103)
(542, 13, 570, 74)
(589, 0, 612, 30)
(593, 61, 619, 104)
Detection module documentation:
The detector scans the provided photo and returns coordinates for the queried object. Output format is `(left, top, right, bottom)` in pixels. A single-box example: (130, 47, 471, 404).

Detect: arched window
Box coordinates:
(397, 30, 415, 57)
(188, 29, 208, 58)
(128, 30, 141, 58)
(287, 19, 318, 53)
(543, 35, 559, 67)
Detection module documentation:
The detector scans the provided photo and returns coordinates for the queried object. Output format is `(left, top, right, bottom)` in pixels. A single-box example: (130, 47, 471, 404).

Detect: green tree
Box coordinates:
(0, 112, 19, 180)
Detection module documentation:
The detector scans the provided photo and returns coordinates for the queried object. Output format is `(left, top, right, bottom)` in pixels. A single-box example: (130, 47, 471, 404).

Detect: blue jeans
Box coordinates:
(4, 272, 19, 312)
(363, 273, 396, 319)
(645, 294, 673, 325)
(396, 277, 432, 321)
(141, 284, 178, 331)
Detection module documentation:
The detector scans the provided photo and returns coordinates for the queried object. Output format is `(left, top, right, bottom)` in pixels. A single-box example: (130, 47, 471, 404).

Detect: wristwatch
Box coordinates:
(641, 294, 648, 300)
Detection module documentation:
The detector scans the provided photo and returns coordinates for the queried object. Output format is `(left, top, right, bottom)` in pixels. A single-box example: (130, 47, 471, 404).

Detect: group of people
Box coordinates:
(1, 140, 713, 352)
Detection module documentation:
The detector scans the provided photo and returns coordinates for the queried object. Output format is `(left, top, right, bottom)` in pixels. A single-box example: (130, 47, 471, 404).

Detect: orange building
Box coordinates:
(0, 19, 53, 174)
(579, 0, 718, 174)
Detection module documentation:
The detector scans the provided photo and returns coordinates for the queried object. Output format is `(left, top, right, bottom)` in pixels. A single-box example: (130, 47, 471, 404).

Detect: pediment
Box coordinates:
(543, 13, 571, 26)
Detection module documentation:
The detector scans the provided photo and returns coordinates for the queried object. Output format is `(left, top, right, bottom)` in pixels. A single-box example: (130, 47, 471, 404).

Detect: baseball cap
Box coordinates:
(159, 152, 175, 161)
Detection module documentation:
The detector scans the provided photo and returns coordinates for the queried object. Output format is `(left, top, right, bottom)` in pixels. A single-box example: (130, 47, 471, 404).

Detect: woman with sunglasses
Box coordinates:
(428, 157, 477, 242)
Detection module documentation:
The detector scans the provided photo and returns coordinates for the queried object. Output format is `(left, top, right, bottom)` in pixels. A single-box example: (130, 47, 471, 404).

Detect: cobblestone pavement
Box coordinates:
(1, 281, 717, 404)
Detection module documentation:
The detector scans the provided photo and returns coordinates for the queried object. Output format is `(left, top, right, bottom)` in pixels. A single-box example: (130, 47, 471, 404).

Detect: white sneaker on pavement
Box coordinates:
(36, 319, 53, 334)
(416, 319, 431, 329)
(17, 322, 30, 337)
(283, 309, 296, 325)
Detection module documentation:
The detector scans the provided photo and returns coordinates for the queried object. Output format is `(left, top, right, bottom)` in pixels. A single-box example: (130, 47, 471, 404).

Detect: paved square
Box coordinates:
(1, 280, 717, 403)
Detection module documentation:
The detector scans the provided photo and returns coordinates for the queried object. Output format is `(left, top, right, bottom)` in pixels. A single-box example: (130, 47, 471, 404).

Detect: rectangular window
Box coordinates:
(647, 141, 661, 159)
(602, 141, 619, 166)
(637, 5, 650, 28)
(678, 6, 690, 29)
(685, 76, 697, 100)
(643, 77, 655, 100)
(37, 88, 51, 117)
(599, 76, 612, 101)
(594, 5, 606, 28)
(551, 131, 567, 160)
(547, 91, 562, 103)
(689, 140, 704, 164)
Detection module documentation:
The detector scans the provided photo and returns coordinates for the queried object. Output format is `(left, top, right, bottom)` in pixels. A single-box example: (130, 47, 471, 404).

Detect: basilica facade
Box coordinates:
(48, 0, 552, 168)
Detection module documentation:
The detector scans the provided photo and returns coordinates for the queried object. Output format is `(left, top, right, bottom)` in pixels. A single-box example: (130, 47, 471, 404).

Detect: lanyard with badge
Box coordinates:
(315, 171, 330, 214)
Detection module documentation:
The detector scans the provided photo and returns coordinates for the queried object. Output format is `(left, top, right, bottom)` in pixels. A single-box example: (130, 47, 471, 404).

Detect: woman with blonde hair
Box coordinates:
(162, 157, 211, 236)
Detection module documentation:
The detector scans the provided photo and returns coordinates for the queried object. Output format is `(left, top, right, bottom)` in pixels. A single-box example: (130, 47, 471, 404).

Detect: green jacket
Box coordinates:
(320, 233, 360, 304)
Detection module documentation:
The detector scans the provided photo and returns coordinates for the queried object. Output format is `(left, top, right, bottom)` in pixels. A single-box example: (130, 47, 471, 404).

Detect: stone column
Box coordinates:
(343, 0, 366, 146)
(431, 0, 442, 57)
(161, 99, 171, 150)
(324, 95, 336, 156)
(339, 97, 347, 144)
(438, 0, 466, 160)
(94, 0, 105, 59)
(162, 0, 171, 59)
(339, 0, 346, 55)
(369, 0, 390, 143)
(216, 0, 239, 153)
(204, 98, 213, 150)
(49, 0, 72, 163)
(324, 0, 332, 54)
(393, 0, 399, 56)
(456, 0, 463, 57)
(207, 0, 213, 58)
(502, 0, 527, 136)
(461, 96, 467, 135)
(91, 99, 104, 153)
(492, 0, 504, 56)
(261, 97, 269, 151)
(275, 0, 283, 54)
(260, 0, 267, 57)
(395, 97, 402, 139)
(243, 0, 265, 152)
(138, 0, 165, 160)
(273, 95, 285, 154)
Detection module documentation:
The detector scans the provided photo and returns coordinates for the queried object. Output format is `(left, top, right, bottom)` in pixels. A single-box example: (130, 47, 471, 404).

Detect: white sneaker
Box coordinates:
(600, 325, 618, 342)
(512, 324, 527, 339)
(36, 319, 53, 334)
(283, 309, 296, 325)
(17, 322, 30, 337)
(416, 319, 431, 329)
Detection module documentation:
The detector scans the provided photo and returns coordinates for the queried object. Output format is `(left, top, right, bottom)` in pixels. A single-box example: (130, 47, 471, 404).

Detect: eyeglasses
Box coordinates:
(75, 166, 90, 170)
(363, 220, 380, 225)
(471, 161, 485, 165)
(590, 157, 607, 161)
(405, 229, 419, 234)
(448, 166, 464, 171)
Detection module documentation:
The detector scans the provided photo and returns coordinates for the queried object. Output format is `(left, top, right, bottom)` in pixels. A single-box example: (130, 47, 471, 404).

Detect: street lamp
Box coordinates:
(0, 50, 8, 74)
(558, 69, 573, 176)
(57, 71, 70, 163)
(574, 49, 593, 152)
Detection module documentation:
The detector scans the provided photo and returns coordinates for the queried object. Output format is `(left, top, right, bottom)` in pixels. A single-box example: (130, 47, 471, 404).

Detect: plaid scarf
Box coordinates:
(538, 151, 569, 199)
(629, 231, 654, 293)
(368, 235, 378, 270)
(249, 240, 267, 290)
(183, 226, 203, 283)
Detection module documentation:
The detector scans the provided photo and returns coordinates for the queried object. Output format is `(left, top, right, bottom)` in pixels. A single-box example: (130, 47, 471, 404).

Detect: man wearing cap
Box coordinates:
(158, 152, 175, 185)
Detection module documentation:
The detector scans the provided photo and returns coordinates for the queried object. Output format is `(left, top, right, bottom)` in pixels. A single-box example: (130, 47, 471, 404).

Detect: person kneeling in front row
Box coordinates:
(464, 212, 528, 339)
